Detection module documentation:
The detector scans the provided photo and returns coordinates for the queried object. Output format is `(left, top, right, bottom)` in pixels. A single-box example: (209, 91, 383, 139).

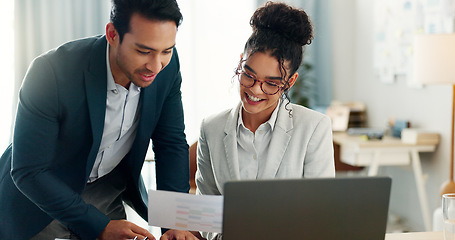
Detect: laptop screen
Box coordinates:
(222, 177, 391, 240)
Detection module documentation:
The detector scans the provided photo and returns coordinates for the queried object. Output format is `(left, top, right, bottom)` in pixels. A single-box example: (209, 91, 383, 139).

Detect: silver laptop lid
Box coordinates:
(222, 177, 391, 240)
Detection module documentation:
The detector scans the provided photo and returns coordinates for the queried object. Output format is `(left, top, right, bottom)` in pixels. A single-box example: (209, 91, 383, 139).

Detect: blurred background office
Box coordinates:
(2, 0, 455, 233)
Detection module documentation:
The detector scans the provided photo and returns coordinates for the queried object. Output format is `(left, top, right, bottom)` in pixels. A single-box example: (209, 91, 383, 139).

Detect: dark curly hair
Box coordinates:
(236, 1, 314, 114)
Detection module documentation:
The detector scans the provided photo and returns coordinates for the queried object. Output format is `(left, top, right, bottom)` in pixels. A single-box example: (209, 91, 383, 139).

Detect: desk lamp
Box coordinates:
(413, 34, 455, 195)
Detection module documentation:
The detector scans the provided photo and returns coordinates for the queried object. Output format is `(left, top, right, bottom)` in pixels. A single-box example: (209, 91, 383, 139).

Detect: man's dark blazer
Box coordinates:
(0, 35, 190, 239)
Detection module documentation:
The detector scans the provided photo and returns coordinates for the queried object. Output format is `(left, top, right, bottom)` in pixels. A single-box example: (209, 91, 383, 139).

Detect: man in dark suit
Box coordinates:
(0, 0, 197, 239)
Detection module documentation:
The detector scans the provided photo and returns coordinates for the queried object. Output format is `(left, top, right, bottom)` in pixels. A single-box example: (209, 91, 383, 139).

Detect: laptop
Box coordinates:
(222, 177, 392, 240)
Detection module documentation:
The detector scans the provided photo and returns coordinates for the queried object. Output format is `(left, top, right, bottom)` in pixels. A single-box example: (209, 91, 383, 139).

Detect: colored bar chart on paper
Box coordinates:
(148, 190, 223, 233)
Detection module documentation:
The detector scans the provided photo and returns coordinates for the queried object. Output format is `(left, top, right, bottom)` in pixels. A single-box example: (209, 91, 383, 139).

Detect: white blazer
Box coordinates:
(196, 100, 335, 196)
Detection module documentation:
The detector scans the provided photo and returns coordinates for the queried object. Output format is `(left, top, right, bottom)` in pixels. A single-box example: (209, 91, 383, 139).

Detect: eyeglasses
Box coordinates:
(237, 70, 285, 95)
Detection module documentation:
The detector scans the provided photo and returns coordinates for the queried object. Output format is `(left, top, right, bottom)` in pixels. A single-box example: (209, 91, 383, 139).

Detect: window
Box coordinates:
(0, 1, 14, 150)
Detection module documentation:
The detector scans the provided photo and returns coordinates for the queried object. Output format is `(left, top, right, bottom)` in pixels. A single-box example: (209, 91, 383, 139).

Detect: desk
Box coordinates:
(385, 231, 442, 240)
(333, 133, 437, 231)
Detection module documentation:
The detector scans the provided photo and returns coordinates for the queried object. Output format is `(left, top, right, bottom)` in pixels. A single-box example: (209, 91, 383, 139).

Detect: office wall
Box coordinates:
(177, 0, 256, 144)
(331, 0, 451, 231)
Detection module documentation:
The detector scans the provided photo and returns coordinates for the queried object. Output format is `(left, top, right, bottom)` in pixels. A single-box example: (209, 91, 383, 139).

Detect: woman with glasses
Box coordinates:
(195, 2, 335, 238)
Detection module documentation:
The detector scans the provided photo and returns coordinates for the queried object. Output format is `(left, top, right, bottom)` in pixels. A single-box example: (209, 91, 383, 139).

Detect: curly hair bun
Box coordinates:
(250, 1, 313, 46)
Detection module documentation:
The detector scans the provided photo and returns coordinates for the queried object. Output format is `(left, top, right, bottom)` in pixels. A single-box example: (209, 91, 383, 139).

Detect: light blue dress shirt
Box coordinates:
(88, 45, 141, 182)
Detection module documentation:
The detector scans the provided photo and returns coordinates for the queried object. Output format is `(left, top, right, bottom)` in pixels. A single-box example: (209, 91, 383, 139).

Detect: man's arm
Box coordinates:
(11, 56, 110, 239)
(151, 51, 190, 194)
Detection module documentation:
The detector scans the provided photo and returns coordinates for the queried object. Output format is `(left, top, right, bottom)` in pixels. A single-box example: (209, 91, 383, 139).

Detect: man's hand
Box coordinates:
(98, 220, 156, 240)
(160, 229, 199, 240)
(190, 231, 206, 240)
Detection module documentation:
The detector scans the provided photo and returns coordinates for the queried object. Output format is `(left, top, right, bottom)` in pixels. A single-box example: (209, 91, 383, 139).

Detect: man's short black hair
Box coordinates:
(110, 0, 183, 42)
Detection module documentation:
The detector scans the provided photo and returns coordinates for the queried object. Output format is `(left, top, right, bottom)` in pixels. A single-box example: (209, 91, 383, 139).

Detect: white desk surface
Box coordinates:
(332, 132, 437, 149)
(385, 231, 443, 240)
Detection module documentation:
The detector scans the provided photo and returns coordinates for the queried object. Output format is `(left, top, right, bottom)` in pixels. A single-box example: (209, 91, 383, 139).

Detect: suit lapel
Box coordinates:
(84, 37, 108, 177)
(257, 101, 293, 178)
(128, 85, 157, 177)
(223, 104, 242, 180)
(137, 86, 157, 140)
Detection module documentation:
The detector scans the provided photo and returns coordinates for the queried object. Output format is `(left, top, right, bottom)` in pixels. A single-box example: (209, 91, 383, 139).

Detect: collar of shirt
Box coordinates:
(105, 44, 141, 94)
(237, 98, 281, 133)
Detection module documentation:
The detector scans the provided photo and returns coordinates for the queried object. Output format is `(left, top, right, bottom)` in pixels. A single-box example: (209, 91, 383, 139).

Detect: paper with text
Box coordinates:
(148, 190, 223, 233)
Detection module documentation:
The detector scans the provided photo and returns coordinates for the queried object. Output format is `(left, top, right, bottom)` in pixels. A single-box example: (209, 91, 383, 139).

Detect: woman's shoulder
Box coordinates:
(203, 108, 231, 124)
(201, 105, 239, 131)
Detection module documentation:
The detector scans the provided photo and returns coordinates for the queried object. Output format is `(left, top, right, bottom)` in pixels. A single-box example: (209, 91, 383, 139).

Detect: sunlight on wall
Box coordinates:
(0, 1, 14, 150)
(177, 0, 257, 144)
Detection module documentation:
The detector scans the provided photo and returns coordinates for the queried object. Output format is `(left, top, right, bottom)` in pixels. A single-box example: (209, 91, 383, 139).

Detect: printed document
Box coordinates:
(148, 190, 223, 233)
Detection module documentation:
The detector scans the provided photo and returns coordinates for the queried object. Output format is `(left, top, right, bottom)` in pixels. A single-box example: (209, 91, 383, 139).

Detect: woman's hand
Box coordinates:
(160, 229, 200, 240)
